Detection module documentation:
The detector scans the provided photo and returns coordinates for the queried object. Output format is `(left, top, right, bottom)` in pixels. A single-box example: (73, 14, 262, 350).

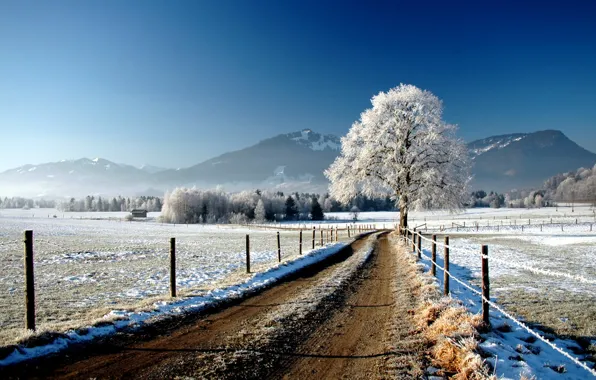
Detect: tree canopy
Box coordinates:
(325, 84, 470, 229)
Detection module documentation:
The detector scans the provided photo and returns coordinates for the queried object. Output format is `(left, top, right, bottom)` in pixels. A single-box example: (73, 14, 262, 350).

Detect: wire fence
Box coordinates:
(402, 227, 596, 376)
(413, 233, 596, 285)
(0, 227, 349, 346)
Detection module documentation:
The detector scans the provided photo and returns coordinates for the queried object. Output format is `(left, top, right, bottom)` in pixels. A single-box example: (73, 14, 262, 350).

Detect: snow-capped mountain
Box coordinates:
(288, 129, 341, 151)
(468, 133, 528, 159)
(154, 129, 340, 189)
(467, 130, 596, 191)
(0, 158, 153, 197)
(1, 129, 594, 197)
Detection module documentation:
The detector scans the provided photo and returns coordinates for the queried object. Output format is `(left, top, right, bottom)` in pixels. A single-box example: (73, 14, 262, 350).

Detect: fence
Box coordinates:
(9, 225, 358, 334)
(400, 226, 596, 376)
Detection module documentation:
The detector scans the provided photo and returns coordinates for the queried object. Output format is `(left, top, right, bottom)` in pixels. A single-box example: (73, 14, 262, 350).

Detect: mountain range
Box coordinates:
(1, 129, 595, 198)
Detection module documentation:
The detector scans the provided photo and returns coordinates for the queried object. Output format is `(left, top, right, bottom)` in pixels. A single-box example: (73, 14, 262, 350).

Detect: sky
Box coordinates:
(1, 0, 595, 171)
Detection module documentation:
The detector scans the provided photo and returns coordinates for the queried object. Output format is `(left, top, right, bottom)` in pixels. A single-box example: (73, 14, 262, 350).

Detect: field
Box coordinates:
(0, 205, 595, 377)
(0, 209, 350, 346)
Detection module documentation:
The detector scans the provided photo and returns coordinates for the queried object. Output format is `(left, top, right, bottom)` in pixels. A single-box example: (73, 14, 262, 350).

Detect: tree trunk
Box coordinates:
(399, 195, 408, 233)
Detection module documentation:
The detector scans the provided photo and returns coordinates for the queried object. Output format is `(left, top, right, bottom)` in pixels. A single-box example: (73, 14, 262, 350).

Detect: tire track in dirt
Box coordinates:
(271, 233, 427, 379)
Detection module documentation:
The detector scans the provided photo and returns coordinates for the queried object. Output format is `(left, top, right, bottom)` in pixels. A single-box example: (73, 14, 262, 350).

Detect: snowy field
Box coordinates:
(1, 205, 595, 376)
(325, 204, 596, 378)
(402, 207, 596, 378)
(0, 209, 341, 346)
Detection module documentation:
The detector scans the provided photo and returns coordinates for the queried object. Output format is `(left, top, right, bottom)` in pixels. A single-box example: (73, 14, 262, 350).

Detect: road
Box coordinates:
(2, 232, 428, 379)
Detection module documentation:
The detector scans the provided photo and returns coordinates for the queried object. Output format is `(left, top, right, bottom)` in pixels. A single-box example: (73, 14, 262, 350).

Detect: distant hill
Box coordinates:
(0, 158, 153, 198)
(154, 129, 340, 190)
(1, 129, 594, 197)
(467, 130, 596, 191)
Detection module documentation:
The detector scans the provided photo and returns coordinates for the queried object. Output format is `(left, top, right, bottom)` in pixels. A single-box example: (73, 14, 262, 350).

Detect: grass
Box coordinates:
(442, 233, 596, 364)
(0, 219, 324, 347)
(389, 234, 494, 379)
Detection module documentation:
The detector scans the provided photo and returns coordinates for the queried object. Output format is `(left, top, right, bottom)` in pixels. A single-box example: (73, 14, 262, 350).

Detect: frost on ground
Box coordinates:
(0, 215, 326, 346)
(0, 241, 349, 366)
(414, 234, 596, 379)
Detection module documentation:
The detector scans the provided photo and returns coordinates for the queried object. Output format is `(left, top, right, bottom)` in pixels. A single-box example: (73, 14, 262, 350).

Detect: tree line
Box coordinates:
(469, 163, 596, 209)
(542, 163, 596, 204)
(159, 188, 396, 224)
(0, 197, 56, 209)
(57, 196, 163, 212)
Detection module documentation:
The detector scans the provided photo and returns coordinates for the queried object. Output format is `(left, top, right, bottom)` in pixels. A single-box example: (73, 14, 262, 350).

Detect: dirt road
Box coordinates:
(2, 232, 428, 379)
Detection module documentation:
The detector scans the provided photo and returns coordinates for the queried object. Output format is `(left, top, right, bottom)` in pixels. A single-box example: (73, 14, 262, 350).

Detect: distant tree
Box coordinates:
(85, 196, 93, 211)
(254, 199, 266, 222)
(310, 197, 324, 221)
(350, 206, 360, 221)
(284, 196, 298, 220)
(325, 84, 469, 230)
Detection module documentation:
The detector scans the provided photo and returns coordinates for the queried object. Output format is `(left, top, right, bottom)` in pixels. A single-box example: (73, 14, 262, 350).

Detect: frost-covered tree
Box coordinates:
(325, 84, 470, 229)
(254, 199, 266, 222)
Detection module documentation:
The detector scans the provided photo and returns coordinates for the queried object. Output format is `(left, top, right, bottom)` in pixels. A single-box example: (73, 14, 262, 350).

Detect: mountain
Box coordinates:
(468, 130, 596, 191)
(1, 129, 594, 198)
(138, 164, 168, 174)
(154, 129, 340, 190)
(0, 158, 153, 198)
(0, 130, 340, 197)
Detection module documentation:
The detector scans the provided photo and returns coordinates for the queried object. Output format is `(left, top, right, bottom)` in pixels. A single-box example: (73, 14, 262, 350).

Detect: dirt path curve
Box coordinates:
(1, 233, 428, 379)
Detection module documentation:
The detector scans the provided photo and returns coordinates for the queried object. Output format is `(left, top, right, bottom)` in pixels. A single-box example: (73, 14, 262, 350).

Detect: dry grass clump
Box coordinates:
(388, 234, 493, 379)
(418, 298, 493, 379)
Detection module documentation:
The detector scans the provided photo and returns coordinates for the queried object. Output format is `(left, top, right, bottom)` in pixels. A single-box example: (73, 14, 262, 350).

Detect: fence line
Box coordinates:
(403, 228, 596, 377)
(414, 232, 596, 285)
(10, 227, 365, 333)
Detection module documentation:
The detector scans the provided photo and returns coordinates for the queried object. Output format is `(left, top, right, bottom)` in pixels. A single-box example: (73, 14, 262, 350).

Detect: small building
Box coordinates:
(130, 209, 148, 218)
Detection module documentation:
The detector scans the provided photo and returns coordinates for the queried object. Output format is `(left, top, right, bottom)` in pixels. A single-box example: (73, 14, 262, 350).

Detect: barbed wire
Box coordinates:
(404, 233, 596, 377)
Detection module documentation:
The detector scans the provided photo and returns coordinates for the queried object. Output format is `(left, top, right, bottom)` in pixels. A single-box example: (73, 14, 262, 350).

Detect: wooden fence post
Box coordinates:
(431, 234, 437, 276)
(347, 226, 351, 238)
(320, 230, 323, 246)
(24, 230, 35, 331)
(299, 230, 303, 255)
(481, 245, 490, 326)
(170, 237, 176, 297)
(277, 231, 281, 262)
(444, 236, 450, 296)
(246, 234, 250, 273)
(312, 227, 315, 249)
(417, 232, 422, 259)
(412, 228, 416, 253)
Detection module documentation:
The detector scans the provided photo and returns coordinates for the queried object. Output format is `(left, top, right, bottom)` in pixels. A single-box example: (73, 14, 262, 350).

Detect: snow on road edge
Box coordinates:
(0, 242, 349, 366)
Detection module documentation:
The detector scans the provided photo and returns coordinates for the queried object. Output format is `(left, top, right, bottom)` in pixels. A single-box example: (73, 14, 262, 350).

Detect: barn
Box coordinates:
(130, 209, 148, 218)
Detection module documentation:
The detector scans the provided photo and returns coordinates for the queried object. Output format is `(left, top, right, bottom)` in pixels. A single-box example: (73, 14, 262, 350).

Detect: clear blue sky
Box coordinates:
(1, 0, 595, 171)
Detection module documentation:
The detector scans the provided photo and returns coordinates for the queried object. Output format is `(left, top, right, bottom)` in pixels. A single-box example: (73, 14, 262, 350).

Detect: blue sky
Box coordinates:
(1, 0, 595, 171)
